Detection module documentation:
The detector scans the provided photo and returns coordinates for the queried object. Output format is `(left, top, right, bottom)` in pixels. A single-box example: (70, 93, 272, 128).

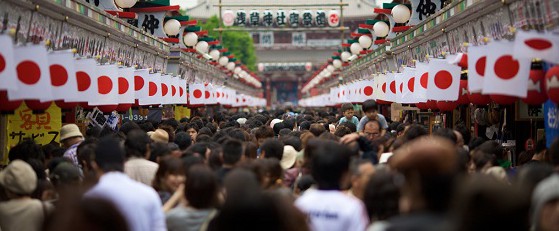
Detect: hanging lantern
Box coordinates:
(0, 91, 22, 112)
(234, 67, 242, 75)
(209, 50, 220, 61)
(80, 102, 95, 110)
(358, 35, 372, 49)
(183, 32, 198, 47)
(97, 105, 118, 113)
(114, 0, 137, 8)
(25, 100, 52, 111)
(436, 101, 459, 112)
(116, 103, 133, 112)
(376, 99, 391, 105)
(391, 5, 411, 23)
(163, 19, 181, 36)
(468, 92, 491, 105)
(306, 63, 313, 72)
(326, 64, 335, 73)
(490, 95, 518, 105)
(546, 65, 559, 104)
(350, 43, 363, 55)
(457, 80, 470, 105)
(415, 102, 429, 110)
(341, 51, 351, 62)
(195, 41, 209, 53)
(219, 56, 229, 66)
(373, 21, 389, 37)
(258, 63, 265, 72)
(333, 59, 342, 69)
(426, 100, 438, 110)
(522, 69, 547, 105)
(55, 100, 79, 110)
(226, 62, 236, 71)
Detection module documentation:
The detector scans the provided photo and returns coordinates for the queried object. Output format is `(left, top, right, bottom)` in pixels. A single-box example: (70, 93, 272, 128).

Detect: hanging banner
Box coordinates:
(137, 12, 166, 37)
(545, 100, 559, 148)
(6, 103, 62, 162)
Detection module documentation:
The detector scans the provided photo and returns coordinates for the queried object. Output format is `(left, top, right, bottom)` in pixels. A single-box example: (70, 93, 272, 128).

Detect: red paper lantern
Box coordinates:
(545, 66, 559, 104)
(376, 100, 392, 105)
(55, 100, 79, 110)
(490, 94, 518, 105)
(25, 100, 52, 111)
(97, 105, 118, 113)
(426, 100, 438, 110)
(415, 102, 429, 110)
(522, 70, 547, 105)
(116, 104, 133, 112)
(0, 91, 22, 112)
(436, 101, 459, 112)
(468, 92, 491, 105)
(80, 102, 95, 110)
(457, 80, 470, 105)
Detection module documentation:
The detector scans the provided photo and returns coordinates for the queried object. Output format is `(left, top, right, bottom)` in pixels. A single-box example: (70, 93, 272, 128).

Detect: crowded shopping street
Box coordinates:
(1, 0, 559, 230)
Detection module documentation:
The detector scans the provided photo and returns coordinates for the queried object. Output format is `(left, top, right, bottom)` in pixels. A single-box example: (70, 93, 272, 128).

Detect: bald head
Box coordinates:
(390, 136, 457, 175)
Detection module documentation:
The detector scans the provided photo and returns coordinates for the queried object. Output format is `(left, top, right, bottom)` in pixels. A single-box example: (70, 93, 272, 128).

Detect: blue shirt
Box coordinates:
(339, 116, 360, 126)
(357, 114, 389, 132)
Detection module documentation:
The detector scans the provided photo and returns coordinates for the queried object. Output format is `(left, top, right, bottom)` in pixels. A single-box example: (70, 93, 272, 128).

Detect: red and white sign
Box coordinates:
(0, 35, 17, 90)
(160, 74, 173, 105)
(117, 67, 135, 104)
(8, 44, 53, 101)
(374, 74, 387, 101)
(467, 45, 487, 93)
(328, 10, 340, 27)
(427, 59, 461, 101)
(189, 83, 205, 105)
(71, 59, 98, 103)
(401, 67, 417, 103)
(514, 30, 559, 64)
(414, 62, 428, 103)
(139, 73, 162, 105)
(89, 65, 118, 106)
(134, 69, 150, 101)
(385, 73, 397, 102)
(222, 10, 235, 27)
(177, 78, 188, 104)
(48, 50, 78, 101)
(482, 41, 531, 98)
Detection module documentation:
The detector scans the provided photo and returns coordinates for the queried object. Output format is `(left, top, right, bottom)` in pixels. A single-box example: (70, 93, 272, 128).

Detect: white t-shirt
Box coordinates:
(295, 189, 369, 231)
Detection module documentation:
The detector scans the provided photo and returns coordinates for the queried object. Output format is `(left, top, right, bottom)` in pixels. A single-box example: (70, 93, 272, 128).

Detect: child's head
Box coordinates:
(341, 103, 354, 119)
(362, 100, 378, 119)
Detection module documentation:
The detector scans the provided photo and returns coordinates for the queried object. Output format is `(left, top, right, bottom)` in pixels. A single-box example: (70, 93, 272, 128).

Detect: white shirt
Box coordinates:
(295, 189, 369, 231)
(124, 158, 159, 186)
(85, 172, 166, 231)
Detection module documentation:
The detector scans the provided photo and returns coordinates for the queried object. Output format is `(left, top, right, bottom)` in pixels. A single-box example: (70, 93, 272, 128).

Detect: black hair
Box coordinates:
(222, 139, 244, 165)
(309, 139, 351, 190)
(95, 137, 125, 172)
(341, 103, 354, 113)
(282, 136, 302, 152)
(138, 122, 155, 133)
(433, 128, 458, 144)
(185, 165, 219, 209)
(278, 128, 292, 138)
(339, 122, 357, 133)
(273, 122, 285, 136)
(187, 143, 209, 160)
(119, 121, 140, 136)
(402, 124, 428, 142)
(149, 142, 171, 162)
(8, 139, 45, 164)
(283, 118, 296, 131)
(198, 127, 214, 137)
(363, 169, 401, 221)
(362, 100, 378, 113)
(299, 121, 311, 131)
(124, 129, 151, 158)
(288, 131, 302, 138)
(454, 124, 471, 145)
(161, 118, 179, 130)
(334, 126, 352, 138)
(469, 137, 487, 151)
(174, 132, 192, 150)
(196, 134, 212, 143)
(261, 139, 284, 160)
(228, 129, 247, 142)
(549, 138, 559, 166)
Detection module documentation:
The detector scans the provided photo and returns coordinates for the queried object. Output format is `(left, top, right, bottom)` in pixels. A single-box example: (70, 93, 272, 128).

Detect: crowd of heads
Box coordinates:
(1, 102, 559, 231)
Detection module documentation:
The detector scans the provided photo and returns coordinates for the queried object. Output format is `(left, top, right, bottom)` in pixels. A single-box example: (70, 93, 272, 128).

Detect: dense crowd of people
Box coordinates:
(1, 99, 559, 231)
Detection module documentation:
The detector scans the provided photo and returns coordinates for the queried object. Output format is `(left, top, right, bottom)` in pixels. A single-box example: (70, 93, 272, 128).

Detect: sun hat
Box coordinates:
(60, 124, 83, 141)
(0, 160, 37, 195)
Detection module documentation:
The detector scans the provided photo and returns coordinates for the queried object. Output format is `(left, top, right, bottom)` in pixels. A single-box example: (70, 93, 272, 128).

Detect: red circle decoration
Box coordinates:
(522, 70, 547, 105)
(434, 71, 453, 89)
(426, 100, 438, 110)
(436, 101, 458, 112)
(25, 100, 51, 111)
(205, 91, 210, 99)
(524, 39, 553, 50)
(134, 75, 144, 91)
(390, 81, 396, 93)
(17, 61, 41, 85)
(180, 87, 184, 97)
(545, 66, 559, 104)
(161, 84, 168, 96)
(408, 77, 415, 92)
(364, 86, 373, 96)
(97, 105, 118, 113)
(490, 94, 517, 105)
(475, 57, 486, 76)
(0, 91, 22, 111)
(468, 92, 491, 105)
(76, 71, 91, 91)
(494, 55, 519, 80)
(49, 64, 68, 87)
(457, 80, 470, 105)
(0, 54, 6, 73)
(149, 82, 157, 96)
(193, 89, 202, 98)
(415, 102, 429, 110)
(172, 86, 177, 96)
(55, 100, 78, 109)
(118, 77, 129, 94)
(381, 83, 386, 93)
(97, 76, 113, 94)
(116, 104, 133, 112)
(399, 83, 403, 93)
(420, 73, 428, 89)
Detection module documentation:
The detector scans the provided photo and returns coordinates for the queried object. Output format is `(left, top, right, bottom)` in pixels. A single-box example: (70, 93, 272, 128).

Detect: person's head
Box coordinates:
(278, 128, 292, 139)
(363, 168, 401, 221)
(433, 128, 458, 145)
(340, 103, 355, 119)
(50, 162, 81, 189)
(185, 123, 200, 142)
(350, 159, 375, 199)
(402, 124, 428, 142)
(282, 136, 302, 152)
(174, 132, 192, 151)
(243, 142, 258, 160)
(363, 120, 382, 141)
(8, 139, 45, 163)
(309, 123, 326, 137)
(138, 121, 155, 133)
(77, 138, 98, 176)
(454, 124, 471, 147)
(0, 160, 37, 198)
(469, 136, 487, 151)
(153, 156, 185, 192)
(185, 165, 219, 209)
(389, 136, 458, 213)
(516, 162, 554, 198)
(260, 139, 284, 160)
(532, 175, 559, 231)
(222, 139, 244, 166)
(254, 126, 275, 147)
(309, 139, 351, 190)
(161, 118, 179, 131)
(60, 124, 84, 148)
(362, 100, 378, 120)
(93, 137, 126, 173)
(149, 142, 171, 162)
(299, 121, 311, 131)
(339, 122, 356, 133)
(186, 143, 210, 160)
(150, 129, 169, 144)
(124, 129, 151, 159)
(119, 121, 140, 136)
(334, 125, 352, 138)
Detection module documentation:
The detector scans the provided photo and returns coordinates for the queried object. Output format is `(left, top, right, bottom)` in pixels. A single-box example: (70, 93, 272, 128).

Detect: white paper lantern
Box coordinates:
(209, 50, 220, 60)
(333, 59, 342, 69)
(226, 62, 236, 71)
(183, 32, 198, 47)
(218, 56, 229, 66)
(358, 35, 373, 49)
(195, 41, 209, 53)
(350, 43, 363, 55)
(115, 0, 137, 8)
(341, 51, 352, 62)
(234, 67, 242, 74)
(163, 19, 181, 36)
(373, 21, 389, 37)
(327, 10, 340, 27)
(324, 70, 332, 77)
(222, 10, 235, 27)
(392, 5, 411, 23)
(326, 65, 335, 72)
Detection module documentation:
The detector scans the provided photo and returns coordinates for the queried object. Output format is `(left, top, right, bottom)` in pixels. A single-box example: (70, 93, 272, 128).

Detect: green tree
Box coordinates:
(199, 16, 257, 72)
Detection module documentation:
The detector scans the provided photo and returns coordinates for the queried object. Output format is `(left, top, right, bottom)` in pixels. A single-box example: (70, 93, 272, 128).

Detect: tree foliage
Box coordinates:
(199, 16, 257, 72)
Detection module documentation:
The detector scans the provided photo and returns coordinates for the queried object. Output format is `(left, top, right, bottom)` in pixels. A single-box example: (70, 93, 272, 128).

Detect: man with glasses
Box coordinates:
(363, 120, 382, 142)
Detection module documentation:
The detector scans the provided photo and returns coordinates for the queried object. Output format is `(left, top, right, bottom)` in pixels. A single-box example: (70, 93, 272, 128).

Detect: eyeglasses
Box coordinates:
(364, 131, 380, 138)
